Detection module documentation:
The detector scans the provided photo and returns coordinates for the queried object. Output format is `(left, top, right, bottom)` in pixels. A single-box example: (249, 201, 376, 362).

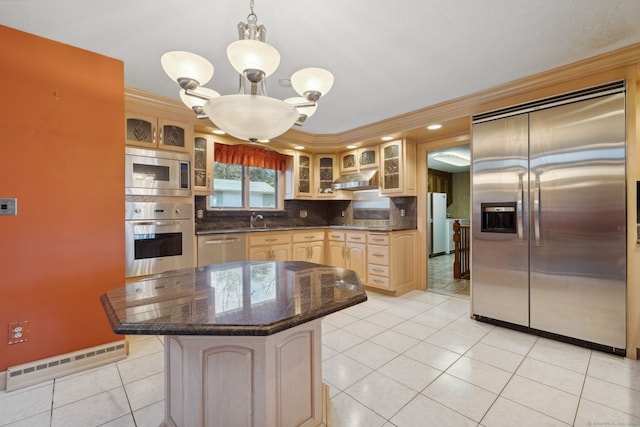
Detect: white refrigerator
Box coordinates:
(428, 192, 447, 256)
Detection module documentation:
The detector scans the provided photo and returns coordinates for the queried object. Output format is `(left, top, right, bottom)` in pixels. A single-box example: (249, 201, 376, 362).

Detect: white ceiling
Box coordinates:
(3, 0, 640, 136)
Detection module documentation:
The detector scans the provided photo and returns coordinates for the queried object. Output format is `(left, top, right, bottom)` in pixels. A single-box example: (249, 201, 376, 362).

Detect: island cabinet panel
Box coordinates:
(163, 321, 323, 427)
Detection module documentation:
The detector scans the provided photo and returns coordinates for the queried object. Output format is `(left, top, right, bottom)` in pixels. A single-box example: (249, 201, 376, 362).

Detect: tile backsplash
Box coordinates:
(195, 196, 416, 231)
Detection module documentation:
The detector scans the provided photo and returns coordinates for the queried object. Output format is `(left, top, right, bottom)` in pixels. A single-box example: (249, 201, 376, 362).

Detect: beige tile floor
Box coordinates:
(2, 289, 640, 426)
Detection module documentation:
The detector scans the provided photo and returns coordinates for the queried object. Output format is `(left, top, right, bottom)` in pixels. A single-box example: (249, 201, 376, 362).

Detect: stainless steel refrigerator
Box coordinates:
(471, 82, 627, 351)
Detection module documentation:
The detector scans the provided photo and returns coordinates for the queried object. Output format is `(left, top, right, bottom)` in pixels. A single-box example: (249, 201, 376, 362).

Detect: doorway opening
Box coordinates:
(426, 144, 471, 298)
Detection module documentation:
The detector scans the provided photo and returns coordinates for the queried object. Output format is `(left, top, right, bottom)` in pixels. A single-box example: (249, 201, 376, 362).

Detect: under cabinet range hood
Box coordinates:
(333, 169, 379, 190)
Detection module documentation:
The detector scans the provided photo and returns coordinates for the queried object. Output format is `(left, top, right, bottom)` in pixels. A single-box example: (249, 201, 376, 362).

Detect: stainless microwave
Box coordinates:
(125, 146, 191, 196)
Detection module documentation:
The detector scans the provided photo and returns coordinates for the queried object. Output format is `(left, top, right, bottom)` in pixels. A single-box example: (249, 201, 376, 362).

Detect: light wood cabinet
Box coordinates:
(314, 154, 338, 198)
(292, 230, 325, 263)
(428, 169, 453, 206)
(340, 146, 378, 174)
(247, 231, 292, 261)
(366, 231, 417, 295)
(193, 132, 215, 195)
(285, 152, 313, 199)
(345, 231, 367, 285)
(326, 231, 347, 268)
(380, 139, 416, 196)
(125, 112, 192, 153)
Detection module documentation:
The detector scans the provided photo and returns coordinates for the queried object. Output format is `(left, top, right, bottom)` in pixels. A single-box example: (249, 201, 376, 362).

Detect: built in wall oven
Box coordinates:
(125, 201, 194, 278)
(125, 146, 191, 197)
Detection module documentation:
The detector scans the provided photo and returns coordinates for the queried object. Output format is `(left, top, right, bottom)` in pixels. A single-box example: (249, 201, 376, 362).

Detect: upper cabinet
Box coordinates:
(285, 151, 314, 199)
(339, 146, 378, 174)
(315, 154, 338, 198)
(193, 132, 215, 195)
(125, 112, 192, 153)
(340, 150, 358, 173)
(286, 152, 350, 200)
(380, 139, 416, 196)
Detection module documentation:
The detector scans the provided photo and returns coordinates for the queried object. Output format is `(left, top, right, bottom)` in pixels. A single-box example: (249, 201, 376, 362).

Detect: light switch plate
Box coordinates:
(0, 198, 17, 216)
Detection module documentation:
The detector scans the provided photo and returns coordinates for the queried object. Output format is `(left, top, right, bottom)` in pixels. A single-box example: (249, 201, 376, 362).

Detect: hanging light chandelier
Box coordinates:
(161, 0, 334, 142)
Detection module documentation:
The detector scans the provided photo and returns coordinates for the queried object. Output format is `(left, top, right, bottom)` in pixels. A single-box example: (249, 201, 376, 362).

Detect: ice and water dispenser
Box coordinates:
(481, 202, 517, 233)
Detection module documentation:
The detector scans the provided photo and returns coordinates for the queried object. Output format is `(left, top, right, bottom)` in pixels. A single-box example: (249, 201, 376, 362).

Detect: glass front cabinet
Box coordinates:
(315, 154, 337, 198)
(380, 139, 416, 196)
(193, 133, 215, 195)
(125, 112, 192, 153)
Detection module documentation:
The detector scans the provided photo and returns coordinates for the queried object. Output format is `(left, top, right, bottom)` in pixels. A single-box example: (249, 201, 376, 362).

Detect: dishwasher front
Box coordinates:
(197, 233, 246, 267)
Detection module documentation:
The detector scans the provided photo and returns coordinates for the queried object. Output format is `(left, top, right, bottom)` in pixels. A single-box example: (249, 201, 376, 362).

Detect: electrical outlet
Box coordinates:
(400, 209, 406, 217)
(8, 321, 29, 345)
(300, 210, 307, 218)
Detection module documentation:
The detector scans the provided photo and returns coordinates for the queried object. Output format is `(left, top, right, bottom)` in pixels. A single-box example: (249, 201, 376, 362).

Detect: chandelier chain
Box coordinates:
(247, 0, 257, 24)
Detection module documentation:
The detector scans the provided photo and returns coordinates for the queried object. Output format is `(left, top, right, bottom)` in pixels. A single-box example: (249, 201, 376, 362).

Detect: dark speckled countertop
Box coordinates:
(101, 261, 367, 336)
(196, 225, 415, 235)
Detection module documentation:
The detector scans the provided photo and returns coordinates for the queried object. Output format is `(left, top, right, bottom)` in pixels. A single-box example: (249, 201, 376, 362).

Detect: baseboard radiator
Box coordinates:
(5, 339, 127, 392)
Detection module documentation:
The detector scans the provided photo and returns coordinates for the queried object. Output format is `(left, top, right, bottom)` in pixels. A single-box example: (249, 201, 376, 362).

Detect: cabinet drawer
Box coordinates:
(367, 245, 389, 265)
(368, 264, 389, 277)
(326, 231, 345, 242)
(368, 274, 390, 289)
(346, 232, 366, 243)
(248, 232, 291, 246)
(292, 230, 325, 243)
(367, 233, 389, 245)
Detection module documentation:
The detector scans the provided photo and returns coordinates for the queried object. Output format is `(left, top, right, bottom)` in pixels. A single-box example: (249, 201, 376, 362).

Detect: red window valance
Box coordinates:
(214, 143, 289, 171)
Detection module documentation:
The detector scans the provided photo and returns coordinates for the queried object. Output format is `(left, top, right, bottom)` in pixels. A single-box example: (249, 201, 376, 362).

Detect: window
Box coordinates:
(208, 162, 279, 209)
(208, 143, 287, 210)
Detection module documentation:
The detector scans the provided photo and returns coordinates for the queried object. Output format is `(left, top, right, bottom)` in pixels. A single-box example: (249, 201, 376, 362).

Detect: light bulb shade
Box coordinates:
(203, 95, 298, 141)
(291, 67, 334, 99)
(179, 87, 220, 109)
(285, 97, 317, 118)
(227, 40, 280, 78)
(161, 51, 214, 88)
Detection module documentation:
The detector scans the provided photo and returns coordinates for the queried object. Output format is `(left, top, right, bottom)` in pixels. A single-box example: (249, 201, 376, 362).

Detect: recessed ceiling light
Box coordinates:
(212, 129, 226, 135)
(427, 124, 442, 131)
(294, 145, 305, 150)
(346, 145, 357, 149)
(381, 136, 394, 141)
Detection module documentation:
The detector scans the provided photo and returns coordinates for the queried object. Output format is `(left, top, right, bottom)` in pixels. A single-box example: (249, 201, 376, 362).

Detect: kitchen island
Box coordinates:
(101, 261, 367, 427)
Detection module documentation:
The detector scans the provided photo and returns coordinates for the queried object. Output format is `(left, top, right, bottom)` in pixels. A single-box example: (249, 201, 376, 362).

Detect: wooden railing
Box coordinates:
(453, 220, 471, 279)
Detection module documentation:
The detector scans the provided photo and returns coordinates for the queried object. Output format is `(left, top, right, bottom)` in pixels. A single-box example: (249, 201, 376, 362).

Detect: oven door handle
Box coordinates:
(131, 221, 181, 227)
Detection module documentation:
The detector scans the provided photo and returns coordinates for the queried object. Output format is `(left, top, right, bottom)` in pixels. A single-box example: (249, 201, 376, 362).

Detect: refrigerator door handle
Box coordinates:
(517, 174, 524, 243)
(533, 174, 541, 247)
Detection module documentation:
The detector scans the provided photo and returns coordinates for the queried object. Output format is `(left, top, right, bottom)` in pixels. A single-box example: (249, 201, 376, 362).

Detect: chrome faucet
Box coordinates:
(250, 212, 265, 229)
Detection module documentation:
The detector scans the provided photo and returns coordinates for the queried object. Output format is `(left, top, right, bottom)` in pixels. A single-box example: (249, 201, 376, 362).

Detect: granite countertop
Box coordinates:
(101, 261, 367, 336)
(196, 225, 416, 235)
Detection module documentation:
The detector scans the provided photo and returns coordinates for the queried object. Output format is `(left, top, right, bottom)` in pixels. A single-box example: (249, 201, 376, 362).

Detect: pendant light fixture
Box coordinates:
(161, 0, 334, 142)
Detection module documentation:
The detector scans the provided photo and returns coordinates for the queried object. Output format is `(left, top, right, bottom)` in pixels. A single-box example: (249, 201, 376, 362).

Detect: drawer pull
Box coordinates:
(373, 279, 384, 284)
(351, 237, 362, 240)
(304, 236, 314, 239)
(372, 268, 384, 273)
(372, 253, 384, 257)
(371, 238, 384, 242)
(265, 238, 277, 242)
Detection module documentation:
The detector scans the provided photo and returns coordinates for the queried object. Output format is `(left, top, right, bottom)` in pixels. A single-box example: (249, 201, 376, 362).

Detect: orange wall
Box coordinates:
(0, 25, 124, 371)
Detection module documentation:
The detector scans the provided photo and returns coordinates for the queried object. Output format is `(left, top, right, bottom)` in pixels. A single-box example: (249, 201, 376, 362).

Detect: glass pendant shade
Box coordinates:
(285, 97, 317, 118)
(291, 68, 334, 99)
(203, 95, 298, 141)
(161, 51, 214, 88)
(179, 87, 220, 110)
(227, 40, 280, 78)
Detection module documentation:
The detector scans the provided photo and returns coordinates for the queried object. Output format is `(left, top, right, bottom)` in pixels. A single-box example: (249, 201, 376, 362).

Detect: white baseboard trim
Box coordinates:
(4, 339, 127, 392)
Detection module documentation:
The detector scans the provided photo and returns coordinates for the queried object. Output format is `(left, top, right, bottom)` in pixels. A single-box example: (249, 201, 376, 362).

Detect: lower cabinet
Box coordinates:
(247, 232, 292, 261)
(345, 232, 368, 286)
(291, 230, 325, 263)
(366, 231, 417, 295)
